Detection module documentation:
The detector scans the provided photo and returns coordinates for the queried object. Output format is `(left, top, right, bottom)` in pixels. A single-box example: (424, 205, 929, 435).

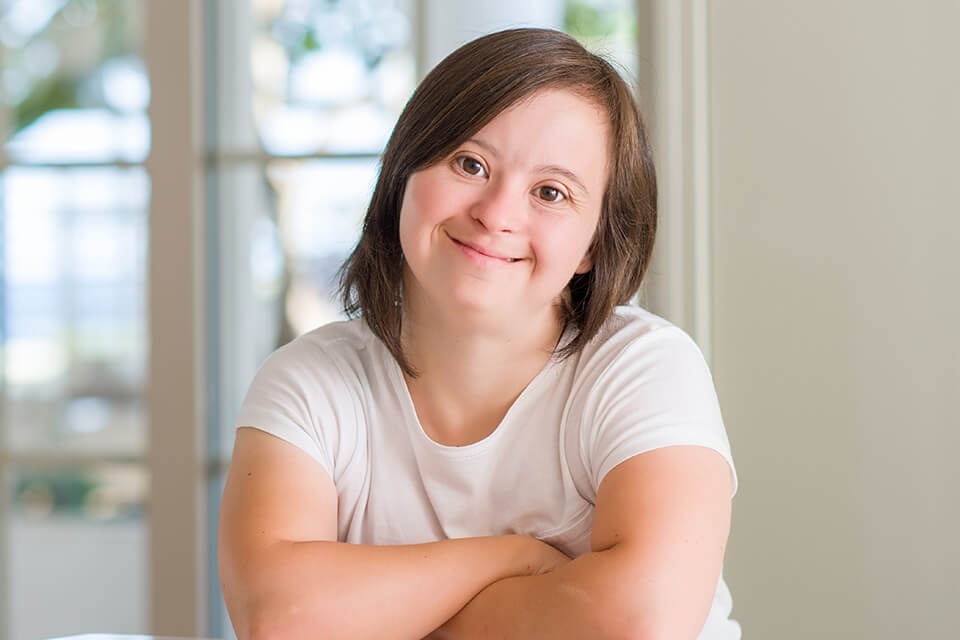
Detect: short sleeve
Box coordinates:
(580, 326, 738, 498)
(235, 336, 357, 482)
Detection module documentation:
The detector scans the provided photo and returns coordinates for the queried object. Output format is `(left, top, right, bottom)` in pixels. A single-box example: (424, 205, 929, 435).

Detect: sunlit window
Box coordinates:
(1, 1, 149, 638)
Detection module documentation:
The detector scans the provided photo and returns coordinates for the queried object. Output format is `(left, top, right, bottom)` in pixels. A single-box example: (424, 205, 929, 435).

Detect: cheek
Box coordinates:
(399, 170, 454, 264)
(398, 175, 429, 251)
(536, 221, 597, 272)
(402, 171, 449, 226)
(397, 186, 416, 256)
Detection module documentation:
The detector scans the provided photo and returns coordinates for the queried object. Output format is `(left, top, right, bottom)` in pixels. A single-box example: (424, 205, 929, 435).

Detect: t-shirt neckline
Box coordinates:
(381, 339, 563, 457)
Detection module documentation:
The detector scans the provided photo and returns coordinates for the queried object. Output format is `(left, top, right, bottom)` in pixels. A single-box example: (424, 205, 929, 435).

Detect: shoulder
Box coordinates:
(273, 317, 374, 367)
(563, 305, 737, 498)
(249, 319, 375, 397)
(570, 304, 704, 382)
(237, 317, 378, 484)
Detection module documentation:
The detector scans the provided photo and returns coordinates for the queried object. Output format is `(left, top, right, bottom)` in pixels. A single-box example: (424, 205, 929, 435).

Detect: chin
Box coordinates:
(446, 289, 509, 317)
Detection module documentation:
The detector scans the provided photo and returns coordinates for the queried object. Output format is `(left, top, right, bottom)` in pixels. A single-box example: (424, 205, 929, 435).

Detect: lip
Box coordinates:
(446, 232, 520, 263)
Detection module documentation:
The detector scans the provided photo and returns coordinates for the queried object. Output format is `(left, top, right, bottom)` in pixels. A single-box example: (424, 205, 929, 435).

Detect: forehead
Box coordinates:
(469, 88, 611, 188)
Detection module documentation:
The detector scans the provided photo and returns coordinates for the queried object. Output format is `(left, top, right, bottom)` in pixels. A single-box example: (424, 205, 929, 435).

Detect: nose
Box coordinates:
(469, 181, 523, 234)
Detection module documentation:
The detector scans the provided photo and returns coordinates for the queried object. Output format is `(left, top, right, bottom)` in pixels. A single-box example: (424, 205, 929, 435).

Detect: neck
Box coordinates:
(400, 287, 564, 446)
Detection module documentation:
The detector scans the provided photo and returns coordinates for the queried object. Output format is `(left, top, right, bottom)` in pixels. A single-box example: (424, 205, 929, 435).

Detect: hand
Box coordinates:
(426, 537, 574, 639)
(516, 535, 573, 576)
(424, 537, 573, 640)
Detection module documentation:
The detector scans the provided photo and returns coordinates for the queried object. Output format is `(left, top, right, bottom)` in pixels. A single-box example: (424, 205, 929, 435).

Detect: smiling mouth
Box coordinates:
(447, 233, 520, 262)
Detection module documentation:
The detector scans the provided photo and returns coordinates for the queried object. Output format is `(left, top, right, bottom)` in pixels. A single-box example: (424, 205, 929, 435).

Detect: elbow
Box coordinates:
(243, 608, 280, 640)
(599, 623, 679, 640)
(236, 604, 278, 640)
(241, 600, 334, 640)
(594, 604, 696, 640)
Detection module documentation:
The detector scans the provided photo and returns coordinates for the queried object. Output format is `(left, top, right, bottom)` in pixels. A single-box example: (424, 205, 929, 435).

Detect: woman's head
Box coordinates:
(340, 27, 657, 374)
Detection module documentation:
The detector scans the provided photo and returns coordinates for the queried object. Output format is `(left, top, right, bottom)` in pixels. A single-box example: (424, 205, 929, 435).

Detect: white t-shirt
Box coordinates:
(236, 305, 741, 638)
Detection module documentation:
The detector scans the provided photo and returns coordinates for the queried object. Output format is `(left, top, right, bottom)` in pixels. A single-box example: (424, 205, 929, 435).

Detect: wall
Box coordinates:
(708, 2, 960, 636)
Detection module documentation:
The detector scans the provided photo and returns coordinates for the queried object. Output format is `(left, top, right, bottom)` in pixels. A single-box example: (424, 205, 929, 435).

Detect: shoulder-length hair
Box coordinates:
(340, 27, 657, 376)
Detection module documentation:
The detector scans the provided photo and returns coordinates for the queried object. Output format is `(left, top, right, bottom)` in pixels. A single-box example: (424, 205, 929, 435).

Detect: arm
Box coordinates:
(219, 427, 554, 640)
(429, 445, 733, 640)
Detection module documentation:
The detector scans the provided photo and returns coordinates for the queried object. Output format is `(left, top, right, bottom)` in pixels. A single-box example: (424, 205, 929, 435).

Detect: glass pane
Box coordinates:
(210, 158, 377, 461)
(209, 469, 236, 640)
(564, 0, 638, 81)
(250, 0, 416, 155)
(268, 158, 377, 332)
(6, 463, 148, 640)
(1, 0, 149, 163)
(1, 166, 149, 456)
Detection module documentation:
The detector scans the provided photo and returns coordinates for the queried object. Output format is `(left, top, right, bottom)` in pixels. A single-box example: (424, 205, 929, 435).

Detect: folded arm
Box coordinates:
(220, 428, 552, 640)
(429, 445, 734, 640)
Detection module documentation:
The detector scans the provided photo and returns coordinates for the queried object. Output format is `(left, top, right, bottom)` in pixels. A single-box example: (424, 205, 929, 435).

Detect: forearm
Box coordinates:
(431, 545, 649, 640)
(238, 536, 529, 640)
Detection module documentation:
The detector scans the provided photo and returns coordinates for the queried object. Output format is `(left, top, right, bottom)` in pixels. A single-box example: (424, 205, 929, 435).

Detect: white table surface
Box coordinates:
(49, 635, 221, 640)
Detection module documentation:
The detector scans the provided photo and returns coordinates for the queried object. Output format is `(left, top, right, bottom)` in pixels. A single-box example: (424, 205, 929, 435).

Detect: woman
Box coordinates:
(219, 28, 739, 640)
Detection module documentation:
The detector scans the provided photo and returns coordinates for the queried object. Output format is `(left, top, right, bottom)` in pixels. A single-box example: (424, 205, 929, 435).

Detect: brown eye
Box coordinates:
(458, 156, 486, 176)
(537, 186, 565, 202)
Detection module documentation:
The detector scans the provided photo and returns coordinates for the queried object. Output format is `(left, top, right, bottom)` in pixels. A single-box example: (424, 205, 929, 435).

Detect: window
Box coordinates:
(0, 2, 150, 639)
(206, 4, 416, 635)
(0, 2, 639, 639)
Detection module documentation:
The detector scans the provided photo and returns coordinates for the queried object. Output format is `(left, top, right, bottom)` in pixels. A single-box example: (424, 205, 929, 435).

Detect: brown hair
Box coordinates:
(339, 27, 657, 375)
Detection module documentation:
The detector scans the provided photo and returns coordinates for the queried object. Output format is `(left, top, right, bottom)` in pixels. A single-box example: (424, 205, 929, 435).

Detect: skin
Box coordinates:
(397, 88, 610, 446)
(220, 86, 733, 640)
(398, 89, 733, 640)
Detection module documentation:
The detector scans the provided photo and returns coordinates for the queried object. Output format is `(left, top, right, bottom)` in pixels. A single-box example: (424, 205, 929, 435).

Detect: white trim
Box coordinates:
(644, 0, 714, 364)
(0, 160, 156, 170)
(0, 453, 144, 467)
(0, 415, 8, 640)
(665, 0, 687, 327)
(144, 1, 207, 636)
(0, 39, 11, 638)
(691, 0, 713, 363)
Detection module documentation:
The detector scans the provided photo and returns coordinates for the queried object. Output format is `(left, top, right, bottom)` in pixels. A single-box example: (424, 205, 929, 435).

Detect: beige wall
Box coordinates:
(707, 2, 959, 636)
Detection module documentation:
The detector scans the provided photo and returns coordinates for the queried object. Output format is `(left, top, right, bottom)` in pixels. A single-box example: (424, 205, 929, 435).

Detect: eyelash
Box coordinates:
(455, 155, 487, 178)
(453, 154, 570, 204)
(535, 185, 567, 203)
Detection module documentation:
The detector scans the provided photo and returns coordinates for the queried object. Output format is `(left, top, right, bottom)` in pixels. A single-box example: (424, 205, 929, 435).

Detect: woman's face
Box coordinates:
(398, 88, 610, 328)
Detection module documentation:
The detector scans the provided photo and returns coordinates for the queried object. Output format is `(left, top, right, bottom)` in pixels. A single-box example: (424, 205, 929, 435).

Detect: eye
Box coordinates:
(456, 155, 487, 177)
(535, 185, 567, 203)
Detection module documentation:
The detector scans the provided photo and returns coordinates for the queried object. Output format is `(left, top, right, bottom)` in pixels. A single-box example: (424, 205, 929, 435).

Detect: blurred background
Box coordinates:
(0, 1, 956, 639)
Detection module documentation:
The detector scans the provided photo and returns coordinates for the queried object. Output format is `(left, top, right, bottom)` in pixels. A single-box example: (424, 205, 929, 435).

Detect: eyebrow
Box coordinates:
(533, 164, 589, 196)
(465, 137, 590, 195)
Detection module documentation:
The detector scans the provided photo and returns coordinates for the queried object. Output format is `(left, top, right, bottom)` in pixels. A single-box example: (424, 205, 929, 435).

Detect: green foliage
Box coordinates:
(301, 26, 321, 52)
(5, 0, 140, 134)
(565, 0, 618, 40)
(15, 470, 97, 511)
(13, 75, 81, 133)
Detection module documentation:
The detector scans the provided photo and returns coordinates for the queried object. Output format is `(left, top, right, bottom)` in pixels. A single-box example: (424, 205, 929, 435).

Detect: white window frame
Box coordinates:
(144, 1, 209, 636)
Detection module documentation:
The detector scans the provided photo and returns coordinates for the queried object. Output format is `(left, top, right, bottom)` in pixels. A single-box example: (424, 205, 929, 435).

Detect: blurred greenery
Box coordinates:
(3, 0, 147, 521)
(14, 468, 144, 519)
(301, 26, 321, 53)
(13, 76, 81, 133)
(15, 470, 96, 512)
(565, 0, 618, 39)
(265, 0, 401, 71)
(5, 0, 142, 134)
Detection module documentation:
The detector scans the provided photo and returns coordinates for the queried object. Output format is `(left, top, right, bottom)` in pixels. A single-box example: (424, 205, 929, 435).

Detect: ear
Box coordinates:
(574, 251, 593, 274)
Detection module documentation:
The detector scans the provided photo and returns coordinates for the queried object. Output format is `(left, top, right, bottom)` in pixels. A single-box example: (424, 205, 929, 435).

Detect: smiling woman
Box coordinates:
(342, 28, 656, 376)
(218, 27, 740, 640)
(398, 89, 608, 331)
